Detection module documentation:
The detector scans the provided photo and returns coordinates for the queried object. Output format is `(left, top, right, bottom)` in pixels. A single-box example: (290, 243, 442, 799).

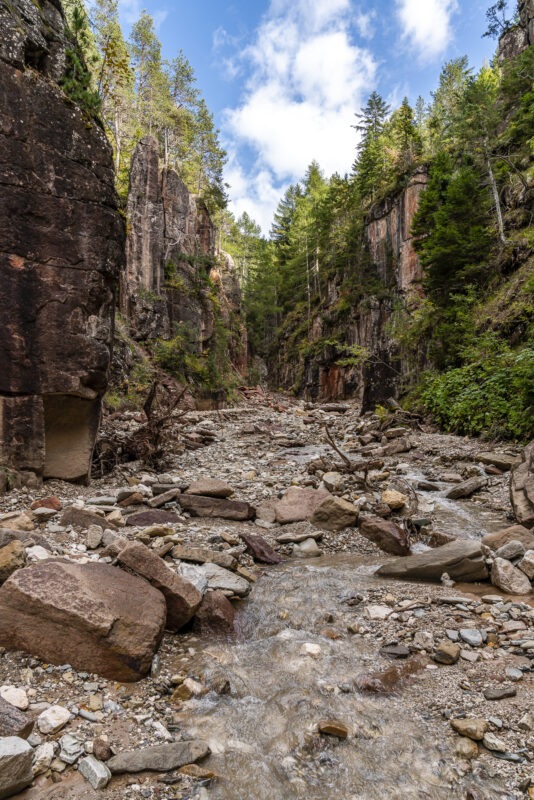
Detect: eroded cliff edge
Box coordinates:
(0, 0, 125, 483)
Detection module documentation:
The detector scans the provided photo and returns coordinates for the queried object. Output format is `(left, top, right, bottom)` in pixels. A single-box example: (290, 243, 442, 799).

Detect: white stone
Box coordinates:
(0, 685, 29, 710)
(364, 604, 391, 621)
(38, 705, 71, 734)
(32, 507, 58, 521)
(79, 755, 111, 790)
(491, 557, 532, 595)
(32, 742, 55, 776)
(519, 550, 534, 580)
(293, 538, 321, 558)
(183, 678, 204, 696)
(26, 545, 52, 561)
(482, 732, 507, 753)
(300, 643, 322, 658)
(0, 737, 33, 797)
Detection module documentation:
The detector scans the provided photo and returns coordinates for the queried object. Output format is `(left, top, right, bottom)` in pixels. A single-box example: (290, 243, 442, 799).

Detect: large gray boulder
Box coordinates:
(107, 740, 210, 774)
(0, 737, 33, 799)
(376, 540, 488, 582)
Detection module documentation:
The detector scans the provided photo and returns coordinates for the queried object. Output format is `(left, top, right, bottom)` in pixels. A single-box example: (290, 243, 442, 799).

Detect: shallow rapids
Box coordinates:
(174, 556, 507, 800)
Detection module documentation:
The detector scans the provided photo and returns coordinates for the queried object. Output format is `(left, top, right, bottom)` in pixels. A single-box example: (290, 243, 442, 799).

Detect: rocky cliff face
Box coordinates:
(498, 0, 534, 63)
(0, 0, 125, 483)
(120, 137, 245, 375)
(275, 169, 428, 408)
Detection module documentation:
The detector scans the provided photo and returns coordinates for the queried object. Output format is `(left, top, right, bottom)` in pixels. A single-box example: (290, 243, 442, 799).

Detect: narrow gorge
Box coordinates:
(0, 1, 534, 799)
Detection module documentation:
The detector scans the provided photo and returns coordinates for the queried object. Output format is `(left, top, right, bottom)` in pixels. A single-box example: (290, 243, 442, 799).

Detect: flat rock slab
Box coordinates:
(445, 476, 488, 500)
(359, 517, 410, 556)
(107, 740, 210, 774)
(274, 487, 331, 525)
(0, 696, 34, 739)
(0, 737, 33, 799)
(483, 525, 534, 551)
(185, 479, 233, 498)
(61, 507, 118, 532)
(171, 545, 237, 571)
(126, 510, 182, 527)
(117, 542, 202, 632)
(478, 452, 520, 472)
(178, 495, 255, 521)
(276, 530, 323, 544)
(0, 528, 51, 551)
(0, 560, 166, 681)
(377, 540, 488, 582)
(239, 532, 283, 564)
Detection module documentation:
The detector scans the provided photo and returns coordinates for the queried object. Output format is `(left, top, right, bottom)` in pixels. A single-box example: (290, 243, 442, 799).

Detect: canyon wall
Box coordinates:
(120, 136, 246, 375)
(0, 0, 125, 483)
(275, 168, 428, 408)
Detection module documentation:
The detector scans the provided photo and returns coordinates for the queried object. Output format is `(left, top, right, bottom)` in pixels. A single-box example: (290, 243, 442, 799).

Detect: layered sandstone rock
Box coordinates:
(0, 0, 125, 483)
(0, 561, 166, 681)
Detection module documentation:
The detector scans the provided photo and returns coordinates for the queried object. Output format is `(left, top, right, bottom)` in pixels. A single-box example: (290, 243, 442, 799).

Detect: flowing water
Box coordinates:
(175, 556, 507, 800)
(170, 457, 511, 799)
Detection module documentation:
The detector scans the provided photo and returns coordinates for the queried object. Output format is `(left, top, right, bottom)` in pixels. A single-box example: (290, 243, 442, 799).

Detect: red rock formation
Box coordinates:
(0, 0, 125, 483)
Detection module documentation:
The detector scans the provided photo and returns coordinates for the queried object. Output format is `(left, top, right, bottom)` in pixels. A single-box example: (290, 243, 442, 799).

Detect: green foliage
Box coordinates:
(418, 341, 534, 440)
(61, 0, 102, 116)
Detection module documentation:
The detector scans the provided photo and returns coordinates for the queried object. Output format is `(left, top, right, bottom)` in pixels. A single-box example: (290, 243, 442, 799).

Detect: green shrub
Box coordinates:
(417, 343, 534, 440)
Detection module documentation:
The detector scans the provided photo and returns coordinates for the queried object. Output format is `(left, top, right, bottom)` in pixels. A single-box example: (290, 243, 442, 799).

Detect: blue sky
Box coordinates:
(117, 0, 513, 232)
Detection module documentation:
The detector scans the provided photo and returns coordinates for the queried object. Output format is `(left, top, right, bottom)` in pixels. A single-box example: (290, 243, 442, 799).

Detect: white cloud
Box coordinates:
(118, 0, 167, 29)
(222, 0, 377, 233)
(355, 10, 376, 39)
(396, 0, 458, 62)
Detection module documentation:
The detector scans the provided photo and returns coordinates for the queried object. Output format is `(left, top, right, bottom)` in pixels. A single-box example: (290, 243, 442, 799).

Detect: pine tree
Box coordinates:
(61, 0, 102, 117)
(483, 1, 516, 38)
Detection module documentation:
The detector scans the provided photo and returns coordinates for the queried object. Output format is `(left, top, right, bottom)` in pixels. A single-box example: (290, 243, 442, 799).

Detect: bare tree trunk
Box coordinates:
(305, 235, 311, 333)
(486, 145, 506, 245)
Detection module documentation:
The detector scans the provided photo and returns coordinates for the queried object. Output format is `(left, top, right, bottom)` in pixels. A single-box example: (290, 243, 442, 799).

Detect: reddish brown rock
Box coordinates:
(0, 560, 166, 681)
(185, 479, 233, 498)
(377, 540, 488, 582)
(93, 739, 112, 762)
(30, 497, 62, 512)
(178, 495, 255, 521)
(238, 532, 283, 564)
(117, 542, 202, 632)
(354, 655, 428, 694)
(192, 590, 236, 636)
(483, 524, 534, 551)
(61, 507, 118, 532)
(511, 441, 534, 530)
(274, 487, 331, 525)
(359, 517, 410, 556)
(126, 510, 182, 527)
(0, 0, 125, 483)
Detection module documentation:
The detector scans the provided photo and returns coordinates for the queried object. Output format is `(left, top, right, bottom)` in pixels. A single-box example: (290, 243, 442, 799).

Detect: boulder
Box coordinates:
(451, 718, 488, 741)
(483, 524, 534, 551)
(79, 756, 111, 790)
(0, 560, 166, 681)
(185, 479, 233, 498)
(117, 542, 202, 632)
(30, 496, 62, 512)
(293, 538, 322, 558)
(238, 532, 283, 564)
(433, 640, 460, 665)
(310, 496, 359, 532)
(359, 517, 410, 556)
(495, 540, 525, 560)
(107, 740, 210, 774)
(274, 487, 331, 525)
(445, 476, 488, 500)
(126, 510, 181, 527)
(190, 563, 250, 597)
(376, 540, 488, 582)
(381, 489, 407, 510)
(0, 737, 33, 799)
(491, 557, 532, 595)
(177, 495, 255, 521)
(519, 550, 534, 580)
(0, 541, 25, 584)
(511, 441, 534, 529)
(61, 507, 117, 532)
(0, 529, 51, 552)
(0, 696, 34, 739)
(192, 590, 236, 636)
